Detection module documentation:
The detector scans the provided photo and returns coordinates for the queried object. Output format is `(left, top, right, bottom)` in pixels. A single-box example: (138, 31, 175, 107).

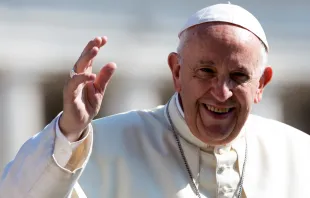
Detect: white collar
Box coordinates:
(175, 93, 185, 118)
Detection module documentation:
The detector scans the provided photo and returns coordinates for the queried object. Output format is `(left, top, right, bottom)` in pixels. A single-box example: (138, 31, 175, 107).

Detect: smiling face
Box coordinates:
(168, 23, 272, 146)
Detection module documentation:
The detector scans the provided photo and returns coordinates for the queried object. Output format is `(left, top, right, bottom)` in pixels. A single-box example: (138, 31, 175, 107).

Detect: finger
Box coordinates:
(99, 36, 108, 48)
(81, 36, 107, 56)
(75, 46, 99, 73)
(66, 74, 96, 98)
(74, 37, 108, 74)
(94, 62, 117, 93)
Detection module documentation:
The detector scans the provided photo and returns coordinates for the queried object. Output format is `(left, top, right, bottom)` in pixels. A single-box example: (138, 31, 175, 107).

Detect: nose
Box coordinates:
(210, 78, 233, 102)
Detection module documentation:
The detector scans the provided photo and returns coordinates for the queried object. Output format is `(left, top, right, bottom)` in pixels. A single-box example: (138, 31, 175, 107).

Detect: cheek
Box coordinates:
(180, 78, 212, 117)
(181, 76, 212, 99)
(233, 85, 257, 110)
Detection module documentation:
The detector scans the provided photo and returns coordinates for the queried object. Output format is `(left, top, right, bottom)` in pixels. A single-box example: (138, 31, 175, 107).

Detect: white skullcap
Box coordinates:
(179, 3, 269, 51)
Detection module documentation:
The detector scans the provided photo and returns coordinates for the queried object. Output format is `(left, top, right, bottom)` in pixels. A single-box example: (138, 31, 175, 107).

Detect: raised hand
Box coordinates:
(59, 36, 117, 142)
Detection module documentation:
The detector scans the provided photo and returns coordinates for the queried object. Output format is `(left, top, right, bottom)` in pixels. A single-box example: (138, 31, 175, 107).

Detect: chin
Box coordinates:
(194, 120, 238, 145)
(198, 130, 234, 145)
(194, 104, 239, 143)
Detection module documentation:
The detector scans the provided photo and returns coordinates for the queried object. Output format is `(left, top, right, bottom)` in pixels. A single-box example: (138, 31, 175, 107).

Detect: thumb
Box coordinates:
(94, 62, 117, 93)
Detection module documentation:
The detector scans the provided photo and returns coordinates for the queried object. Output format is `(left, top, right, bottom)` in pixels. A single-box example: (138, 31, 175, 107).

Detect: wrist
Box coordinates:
(59, 115, 87, 142)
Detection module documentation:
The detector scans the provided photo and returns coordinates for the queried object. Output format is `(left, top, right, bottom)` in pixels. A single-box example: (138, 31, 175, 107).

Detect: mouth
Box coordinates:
(203, 104, 235, 118)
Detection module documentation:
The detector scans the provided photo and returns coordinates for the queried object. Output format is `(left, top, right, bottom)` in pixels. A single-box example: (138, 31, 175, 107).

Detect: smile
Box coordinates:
(203, 104, 234, 114)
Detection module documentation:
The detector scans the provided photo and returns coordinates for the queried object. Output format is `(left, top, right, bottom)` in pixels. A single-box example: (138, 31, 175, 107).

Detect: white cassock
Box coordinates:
(1, 93, 310, 198)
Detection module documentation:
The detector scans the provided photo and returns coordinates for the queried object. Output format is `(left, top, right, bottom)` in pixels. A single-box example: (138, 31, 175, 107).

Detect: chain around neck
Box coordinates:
(166, 99, 247, 198)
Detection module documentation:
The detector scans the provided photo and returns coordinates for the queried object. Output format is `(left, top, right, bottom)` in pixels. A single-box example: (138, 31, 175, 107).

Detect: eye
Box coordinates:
(230, 72, 249, 83)
(199, 68, 215, 73)
(196, 67, 216, 79)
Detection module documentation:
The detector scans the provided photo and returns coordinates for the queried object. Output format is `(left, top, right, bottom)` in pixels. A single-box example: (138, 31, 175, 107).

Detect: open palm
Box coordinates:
(59, 36, 117, 142)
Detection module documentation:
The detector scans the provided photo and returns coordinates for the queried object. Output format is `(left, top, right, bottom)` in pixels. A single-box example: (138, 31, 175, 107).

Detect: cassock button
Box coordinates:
(218, 149, 224, 154)
(223, 186, 234, 193)
(216, 147, 225, 154)
(217, 166, 225, 174)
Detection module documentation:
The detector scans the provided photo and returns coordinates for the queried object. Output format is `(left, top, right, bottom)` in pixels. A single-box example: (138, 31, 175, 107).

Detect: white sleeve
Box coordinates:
(54, 114, 90, 167)
(0, 113, 93, 198)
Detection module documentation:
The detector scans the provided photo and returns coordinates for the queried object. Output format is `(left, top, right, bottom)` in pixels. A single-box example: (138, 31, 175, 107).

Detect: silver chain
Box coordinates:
(166, 99, 247, 198)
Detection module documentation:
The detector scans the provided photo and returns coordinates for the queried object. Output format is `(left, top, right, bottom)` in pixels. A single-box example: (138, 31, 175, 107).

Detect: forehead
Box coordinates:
(181, 23, 263, 65)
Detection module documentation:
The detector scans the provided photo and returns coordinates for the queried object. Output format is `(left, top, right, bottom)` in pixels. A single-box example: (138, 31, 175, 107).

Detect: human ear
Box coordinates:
(168, 52, 182, 92)
(254, 66, 273, 103)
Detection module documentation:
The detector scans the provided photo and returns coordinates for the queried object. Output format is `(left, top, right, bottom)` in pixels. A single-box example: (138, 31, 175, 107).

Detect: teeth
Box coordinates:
(206, 105, 230, 113)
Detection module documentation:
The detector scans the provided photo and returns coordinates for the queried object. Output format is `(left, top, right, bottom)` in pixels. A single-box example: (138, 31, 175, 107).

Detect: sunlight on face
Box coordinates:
(169, 23, 272, 145)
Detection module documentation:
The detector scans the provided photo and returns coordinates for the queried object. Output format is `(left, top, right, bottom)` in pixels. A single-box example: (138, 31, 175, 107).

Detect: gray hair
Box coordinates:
(259, 40, 268, 75)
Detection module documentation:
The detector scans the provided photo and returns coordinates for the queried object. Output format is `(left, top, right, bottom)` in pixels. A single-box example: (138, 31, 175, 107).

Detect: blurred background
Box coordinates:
(0, 0, 310, 171)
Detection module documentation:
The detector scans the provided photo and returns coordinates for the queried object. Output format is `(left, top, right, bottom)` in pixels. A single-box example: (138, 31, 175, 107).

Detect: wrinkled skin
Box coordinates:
(168, 23, 273, 146)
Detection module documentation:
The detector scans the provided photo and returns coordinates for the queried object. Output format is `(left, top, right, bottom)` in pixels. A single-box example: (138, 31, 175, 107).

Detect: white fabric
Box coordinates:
(0, 113, 93, 198)
(55, 115, 89, 167)
(179, 3, 269, 51)
(175, 93, 184, 118)
(55, 94, 240, 197)
(1, 94, 310, 198)
(170, 93, 241, 197)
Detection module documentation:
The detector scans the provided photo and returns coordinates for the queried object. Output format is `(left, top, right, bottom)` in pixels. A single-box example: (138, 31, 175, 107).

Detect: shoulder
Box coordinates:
(90, 105, 168, 148)
(246, 114, 310, 143)
(89, 105, 169, 157)
(92, 105, 166, 131)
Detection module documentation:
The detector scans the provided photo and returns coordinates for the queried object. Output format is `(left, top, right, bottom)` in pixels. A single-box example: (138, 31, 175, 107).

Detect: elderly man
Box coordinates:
(1, 3, 310, 198)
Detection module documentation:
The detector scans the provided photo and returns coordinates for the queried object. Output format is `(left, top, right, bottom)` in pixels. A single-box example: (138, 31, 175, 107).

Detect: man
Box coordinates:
(1, 3, 309, 198)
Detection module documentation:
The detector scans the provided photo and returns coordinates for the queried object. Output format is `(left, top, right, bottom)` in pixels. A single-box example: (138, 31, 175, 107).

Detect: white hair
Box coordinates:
(259, 40, 268, 76)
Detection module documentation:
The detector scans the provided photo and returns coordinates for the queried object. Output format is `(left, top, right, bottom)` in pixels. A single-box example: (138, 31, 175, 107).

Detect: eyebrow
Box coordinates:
(199, 60, 215, 66)
(198, 60, 251, 73)
(233, 65, 250, 72)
